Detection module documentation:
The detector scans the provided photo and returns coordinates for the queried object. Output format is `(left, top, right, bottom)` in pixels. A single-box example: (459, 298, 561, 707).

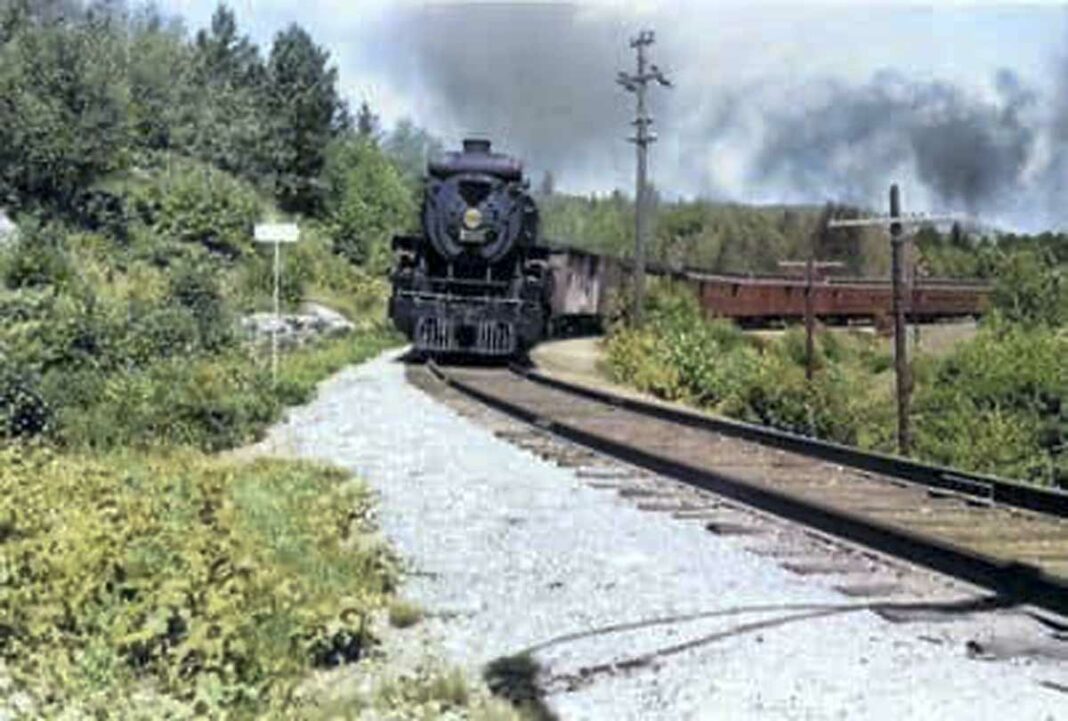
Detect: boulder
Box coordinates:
(0, 211, 16, 247)
(240, 303, 355, 348)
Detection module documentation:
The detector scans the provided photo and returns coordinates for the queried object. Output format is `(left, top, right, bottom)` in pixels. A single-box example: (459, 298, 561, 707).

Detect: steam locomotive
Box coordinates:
(389, 138, 552, 356)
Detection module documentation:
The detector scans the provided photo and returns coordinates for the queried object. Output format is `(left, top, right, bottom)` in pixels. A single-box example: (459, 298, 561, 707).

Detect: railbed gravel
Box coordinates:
(257, 349, 1066, 720)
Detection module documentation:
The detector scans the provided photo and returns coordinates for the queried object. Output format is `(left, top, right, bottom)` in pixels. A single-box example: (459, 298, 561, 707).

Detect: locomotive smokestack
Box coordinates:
(463, 138, 492, 153)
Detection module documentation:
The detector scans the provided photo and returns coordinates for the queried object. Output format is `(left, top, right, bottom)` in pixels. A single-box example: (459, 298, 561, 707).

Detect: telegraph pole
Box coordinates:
(888, 184, 911, 455)
(825, 185, 971, 456)
(617, 30, 671, 325)
(779, 258, 844, 381)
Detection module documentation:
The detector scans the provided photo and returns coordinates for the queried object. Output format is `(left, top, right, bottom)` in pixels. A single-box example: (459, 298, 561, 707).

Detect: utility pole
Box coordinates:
(888, 184, 911, 455)
(617, 30, 671, 325)
(779, 258, 844, 381)
(826, 185, 968, 456)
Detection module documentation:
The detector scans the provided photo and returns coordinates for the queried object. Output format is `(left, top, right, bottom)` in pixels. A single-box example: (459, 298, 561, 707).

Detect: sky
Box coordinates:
(161, 1, 1068, 229)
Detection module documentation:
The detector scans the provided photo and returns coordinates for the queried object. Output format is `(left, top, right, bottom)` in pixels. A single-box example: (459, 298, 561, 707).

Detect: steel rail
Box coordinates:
(514, 366, 1068, 519)
(426, 361, 1068, 617)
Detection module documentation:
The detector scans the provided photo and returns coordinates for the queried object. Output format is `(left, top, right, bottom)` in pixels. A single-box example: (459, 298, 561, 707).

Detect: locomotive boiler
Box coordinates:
(389, 138, 551, 356)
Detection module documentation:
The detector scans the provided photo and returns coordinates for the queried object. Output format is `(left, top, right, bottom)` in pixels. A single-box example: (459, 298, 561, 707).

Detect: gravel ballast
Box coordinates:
(259, 350, 1066, 720)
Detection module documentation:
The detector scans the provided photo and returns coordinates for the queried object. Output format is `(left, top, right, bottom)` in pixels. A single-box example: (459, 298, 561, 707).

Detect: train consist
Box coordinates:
(390, 140, 989, 357)
(551, 247, 990, 328)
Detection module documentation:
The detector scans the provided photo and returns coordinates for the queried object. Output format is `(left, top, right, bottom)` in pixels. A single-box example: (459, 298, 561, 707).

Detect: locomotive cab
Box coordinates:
(390, 139, 551, 357)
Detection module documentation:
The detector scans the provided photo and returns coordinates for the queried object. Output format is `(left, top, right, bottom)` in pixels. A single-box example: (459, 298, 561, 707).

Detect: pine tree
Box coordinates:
(265, 22, 344, 214)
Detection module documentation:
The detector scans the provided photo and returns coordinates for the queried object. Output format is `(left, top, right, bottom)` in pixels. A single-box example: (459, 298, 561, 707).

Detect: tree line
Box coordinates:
(0, 0, 439, 220)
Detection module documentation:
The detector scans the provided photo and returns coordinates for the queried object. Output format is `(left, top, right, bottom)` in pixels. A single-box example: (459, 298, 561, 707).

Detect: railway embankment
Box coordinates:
(255, 348, 1066, 719)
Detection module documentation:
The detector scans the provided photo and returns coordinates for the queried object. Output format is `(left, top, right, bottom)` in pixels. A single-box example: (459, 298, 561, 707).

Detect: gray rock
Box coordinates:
(0, 211, 16, 247)
(240, 303, 354, 348)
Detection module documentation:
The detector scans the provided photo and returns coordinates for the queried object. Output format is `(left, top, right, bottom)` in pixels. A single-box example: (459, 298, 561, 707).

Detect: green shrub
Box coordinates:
(913, 322, 1067, 485)
(0, 356, 51, 438)
(167, 260, 235, 352)
(0, 448, 396, 717)
(131, 161, 261, 258)
(606, 285, 880, 446)
(0, 223, 74, 290)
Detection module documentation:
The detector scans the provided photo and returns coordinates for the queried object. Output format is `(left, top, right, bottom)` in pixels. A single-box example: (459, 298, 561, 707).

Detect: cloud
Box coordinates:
(163, 1, 1068, 228)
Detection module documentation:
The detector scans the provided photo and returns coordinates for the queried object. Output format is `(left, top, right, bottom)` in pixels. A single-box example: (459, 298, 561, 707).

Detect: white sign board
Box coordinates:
(254, 223, 300, 243)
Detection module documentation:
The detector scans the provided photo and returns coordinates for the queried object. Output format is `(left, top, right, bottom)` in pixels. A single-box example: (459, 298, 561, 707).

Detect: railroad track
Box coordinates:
(425, 361, 1068, 618)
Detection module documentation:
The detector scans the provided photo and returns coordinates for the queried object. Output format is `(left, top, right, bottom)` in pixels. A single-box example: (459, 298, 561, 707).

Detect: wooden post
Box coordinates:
(618, 30, 671, 326)
(779, 257, 844, 381)
(889, 184, 911, 456)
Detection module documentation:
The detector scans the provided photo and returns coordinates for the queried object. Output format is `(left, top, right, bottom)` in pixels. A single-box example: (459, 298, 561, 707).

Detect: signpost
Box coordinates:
(253, 223, 300, 381)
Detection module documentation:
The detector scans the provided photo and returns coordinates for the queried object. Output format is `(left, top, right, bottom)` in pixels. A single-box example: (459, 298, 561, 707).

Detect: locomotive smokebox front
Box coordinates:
(389, 138, 551, 357)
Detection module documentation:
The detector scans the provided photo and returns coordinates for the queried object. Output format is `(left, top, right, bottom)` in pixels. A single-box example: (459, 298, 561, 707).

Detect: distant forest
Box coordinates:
(539, 190, 1068, 282)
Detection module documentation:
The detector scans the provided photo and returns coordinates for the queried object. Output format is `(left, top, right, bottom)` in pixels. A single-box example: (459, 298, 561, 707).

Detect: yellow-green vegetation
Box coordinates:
(912, 324, 1068, 485)
(604, 283, 893, 448)
(387, 599, 424, 629)
(605, 282, 1067, 487)
(302, 665, 529, 721)
(0, 448, 396, 717)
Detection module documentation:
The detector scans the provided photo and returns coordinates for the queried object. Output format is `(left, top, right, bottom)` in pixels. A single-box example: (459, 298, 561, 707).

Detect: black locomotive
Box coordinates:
(389, 139, 552, 356)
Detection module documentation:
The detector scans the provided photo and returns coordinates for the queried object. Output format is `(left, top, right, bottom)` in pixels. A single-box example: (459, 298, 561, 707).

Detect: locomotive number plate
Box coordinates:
(460, 228, 487, 243)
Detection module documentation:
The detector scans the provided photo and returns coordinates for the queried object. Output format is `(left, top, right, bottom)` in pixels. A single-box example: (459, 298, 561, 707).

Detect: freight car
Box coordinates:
(690, 272, 989, 326)
(547, 246, 989, 328)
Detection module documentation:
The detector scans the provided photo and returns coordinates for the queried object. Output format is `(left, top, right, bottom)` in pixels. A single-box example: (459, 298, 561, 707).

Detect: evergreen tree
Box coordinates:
(265, 22, 343, 214)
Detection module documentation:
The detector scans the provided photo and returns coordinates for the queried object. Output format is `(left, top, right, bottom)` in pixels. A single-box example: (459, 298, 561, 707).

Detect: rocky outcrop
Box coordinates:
(240, 302, 355, 348)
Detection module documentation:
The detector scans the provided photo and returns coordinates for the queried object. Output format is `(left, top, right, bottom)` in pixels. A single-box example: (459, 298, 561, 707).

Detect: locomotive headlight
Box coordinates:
(462, 207, 483, 229)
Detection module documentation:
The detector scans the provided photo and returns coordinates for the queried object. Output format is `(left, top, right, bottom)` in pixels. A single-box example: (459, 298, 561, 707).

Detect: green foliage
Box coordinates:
(382, 117, 444, 185)
(0, 448, 396, 717)
(989, 249, 1067, 327)
(265, 23, 347, 214)
(168, 259, 234, 351)
(607, 282, 1066, 487)
(56, 330, 396, 452)
(0, 354, 50, 438)
(140, 161, 261, 258)
(0, 221, 81, 292)
(914, 323, 1067, 485)
(542, 195, 888, 275)
(0, 11, 129, 207)
(605, 284, 872, 444)
(323, 137, 416, 273)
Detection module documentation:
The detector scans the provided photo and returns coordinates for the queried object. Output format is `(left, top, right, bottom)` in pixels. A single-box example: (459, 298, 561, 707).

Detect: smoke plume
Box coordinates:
(373, 3, 1068, 230)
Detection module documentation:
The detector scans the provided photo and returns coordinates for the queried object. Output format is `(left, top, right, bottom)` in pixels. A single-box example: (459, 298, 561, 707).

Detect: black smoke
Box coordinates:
(753, 69, 1037, 213)
(374, 4, 1068, 228)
